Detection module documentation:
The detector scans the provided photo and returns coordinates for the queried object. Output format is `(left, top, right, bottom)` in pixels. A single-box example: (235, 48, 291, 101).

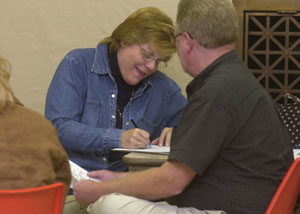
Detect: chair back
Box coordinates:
(0, 182, 64, 214)
(265, 158, 300, 214)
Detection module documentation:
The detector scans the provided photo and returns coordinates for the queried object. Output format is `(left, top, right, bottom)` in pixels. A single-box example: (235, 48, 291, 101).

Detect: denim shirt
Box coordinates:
(45, 43, 187, 172)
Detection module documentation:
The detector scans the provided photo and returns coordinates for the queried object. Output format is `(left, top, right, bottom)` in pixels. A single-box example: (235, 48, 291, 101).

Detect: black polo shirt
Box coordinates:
(167, 51, 293, 214)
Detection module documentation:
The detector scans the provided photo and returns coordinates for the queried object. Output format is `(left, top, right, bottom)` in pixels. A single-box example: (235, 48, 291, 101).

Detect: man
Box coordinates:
(73, 0, 294, 213)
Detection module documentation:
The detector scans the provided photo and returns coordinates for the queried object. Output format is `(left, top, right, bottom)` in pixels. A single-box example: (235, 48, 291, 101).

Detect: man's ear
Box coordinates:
(182, 32, 194, 54)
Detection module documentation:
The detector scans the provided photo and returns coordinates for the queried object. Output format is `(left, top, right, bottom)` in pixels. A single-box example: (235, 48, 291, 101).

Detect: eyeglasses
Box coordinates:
(139, 46, 168, 69)
(174, 32, 183, 39)
(174, 32, 194, 39)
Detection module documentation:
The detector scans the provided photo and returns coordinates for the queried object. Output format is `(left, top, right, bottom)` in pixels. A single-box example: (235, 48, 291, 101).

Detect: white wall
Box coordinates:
(0, 0, 192, 114)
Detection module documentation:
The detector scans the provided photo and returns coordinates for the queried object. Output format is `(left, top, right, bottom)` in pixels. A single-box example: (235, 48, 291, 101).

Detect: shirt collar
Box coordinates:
(186, 50, 237, 97)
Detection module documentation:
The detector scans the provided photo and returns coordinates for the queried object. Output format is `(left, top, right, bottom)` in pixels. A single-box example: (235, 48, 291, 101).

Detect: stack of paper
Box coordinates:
(112, 145, 170, 154)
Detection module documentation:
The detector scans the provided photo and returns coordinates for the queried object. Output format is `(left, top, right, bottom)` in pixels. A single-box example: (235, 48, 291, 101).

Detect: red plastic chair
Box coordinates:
(0, 182, 65, 214)
(265, 158, 300, 214)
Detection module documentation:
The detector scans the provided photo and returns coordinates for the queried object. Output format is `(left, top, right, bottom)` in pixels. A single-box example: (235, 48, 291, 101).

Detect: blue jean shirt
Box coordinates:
(45, 43, 187, 172)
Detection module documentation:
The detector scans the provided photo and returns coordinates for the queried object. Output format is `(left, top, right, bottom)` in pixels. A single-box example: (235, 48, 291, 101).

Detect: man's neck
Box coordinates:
(192, 43, 235, 77)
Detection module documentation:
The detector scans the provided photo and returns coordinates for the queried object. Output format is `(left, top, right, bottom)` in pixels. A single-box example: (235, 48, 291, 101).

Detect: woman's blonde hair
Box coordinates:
(0, 57, 16, 112)
(101, 7, 176, 61)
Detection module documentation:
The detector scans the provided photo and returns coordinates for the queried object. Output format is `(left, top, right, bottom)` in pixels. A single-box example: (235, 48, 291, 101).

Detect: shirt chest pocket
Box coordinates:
(81, 100, 105, 127)
(138, 115, 161, 140)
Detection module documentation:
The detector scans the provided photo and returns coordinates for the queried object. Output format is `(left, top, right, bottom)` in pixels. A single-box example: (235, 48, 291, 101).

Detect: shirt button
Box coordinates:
(125, 122, 129, 126)
(112, 115, 116, 119)
(112, 94, 116, 98)
(103, 157, 107, 161)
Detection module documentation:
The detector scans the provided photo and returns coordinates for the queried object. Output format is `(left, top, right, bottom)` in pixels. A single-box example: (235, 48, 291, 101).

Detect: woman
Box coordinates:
(0, 56, 71, 196)
(45, 7, 187, 172)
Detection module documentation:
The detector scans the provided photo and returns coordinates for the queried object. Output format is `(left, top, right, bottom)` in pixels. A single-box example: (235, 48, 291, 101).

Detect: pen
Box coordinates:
(130, 117, 139, 128)
(129, 117, 151, 148)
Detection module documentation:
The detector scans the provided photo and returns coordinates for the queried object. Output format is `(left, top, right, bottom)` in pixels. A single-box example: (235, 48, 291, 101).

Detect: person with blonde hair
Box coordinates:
(45, 7, 187, 173)
(0, 58, 16, 111)
(72, 1, 293, 214)
(0, 56, 71, 197)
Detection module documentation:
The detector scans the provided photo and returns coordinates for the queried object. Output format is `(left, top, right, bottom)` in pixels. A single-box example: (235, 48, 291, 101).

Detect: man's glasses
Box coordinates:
(174, 32, 193, 39)
(139, 46, 168, 69)
(174, 32, 183, 39)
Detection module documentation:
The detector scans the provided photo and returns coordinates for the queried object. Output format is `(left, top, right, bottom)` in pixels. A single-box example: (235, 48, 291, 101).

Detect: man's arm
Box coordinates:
(73, 160, 196, 206)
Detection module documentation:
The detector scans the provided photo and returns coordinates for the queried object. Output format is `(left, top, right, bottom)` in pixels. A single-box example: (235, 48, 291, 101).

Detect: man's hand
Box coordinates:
(121, 128, 150, 148)
(151, 127, 172, 147)
(73, 180, 102, 207)
(88, 170, 123, 181)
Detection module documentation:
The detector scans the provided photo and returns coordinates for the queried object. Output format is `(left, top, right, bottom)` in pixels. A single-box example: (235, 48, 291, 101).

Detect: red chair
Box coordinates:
(265, 158, 300, 214)
(0, 182, 65, 214)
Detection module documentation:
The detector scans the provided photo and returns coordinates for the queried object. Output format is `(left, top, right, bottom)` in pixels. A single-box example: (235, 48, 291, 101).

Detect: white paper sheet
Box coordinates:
(69, 160, 101, 188)
(293, 149, 300, 159)
(112, 145, 170, 154)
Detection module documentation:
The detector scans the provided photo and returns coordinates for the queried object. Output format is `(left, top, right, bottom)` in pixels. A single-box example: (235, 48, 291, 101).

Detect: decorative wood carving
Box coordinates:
(244, 11, 300, 103)
(233, 1, 300, 104)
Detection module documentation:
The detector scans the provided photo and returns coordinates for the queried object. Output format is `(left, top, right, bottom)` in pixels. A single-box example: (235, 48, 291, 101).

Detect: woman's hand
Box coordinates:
(151, 127, 172, 147)
(121, 128, 150, 148)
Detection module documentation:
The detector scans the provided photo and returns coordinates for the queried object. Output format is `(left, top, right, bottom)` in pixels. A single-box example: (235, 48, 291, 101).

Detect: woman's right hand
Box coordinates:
(120, 128, 150, 149)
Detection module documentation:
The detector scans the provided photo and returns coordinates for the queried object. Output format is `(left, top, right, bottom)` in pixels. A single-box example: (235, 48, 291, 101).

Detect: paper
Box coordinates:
(69, 160, 101, 188)
(112, 145, 170, 154)
(293, 149, 300, 160)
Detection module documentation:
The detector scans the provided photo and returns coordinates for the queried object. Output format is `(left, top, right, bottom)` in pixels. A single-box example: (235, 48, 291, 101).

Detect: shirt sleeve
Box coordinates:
(168, 95, 232, 176)
(164, 84, 187, 127)
(45, 53, 123, 152)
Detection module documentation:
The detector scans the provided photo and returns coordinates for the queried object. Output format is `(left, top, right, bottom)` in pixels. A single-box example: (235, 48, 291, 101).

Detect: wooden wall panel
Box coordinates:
(233, 0, 300, 103)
